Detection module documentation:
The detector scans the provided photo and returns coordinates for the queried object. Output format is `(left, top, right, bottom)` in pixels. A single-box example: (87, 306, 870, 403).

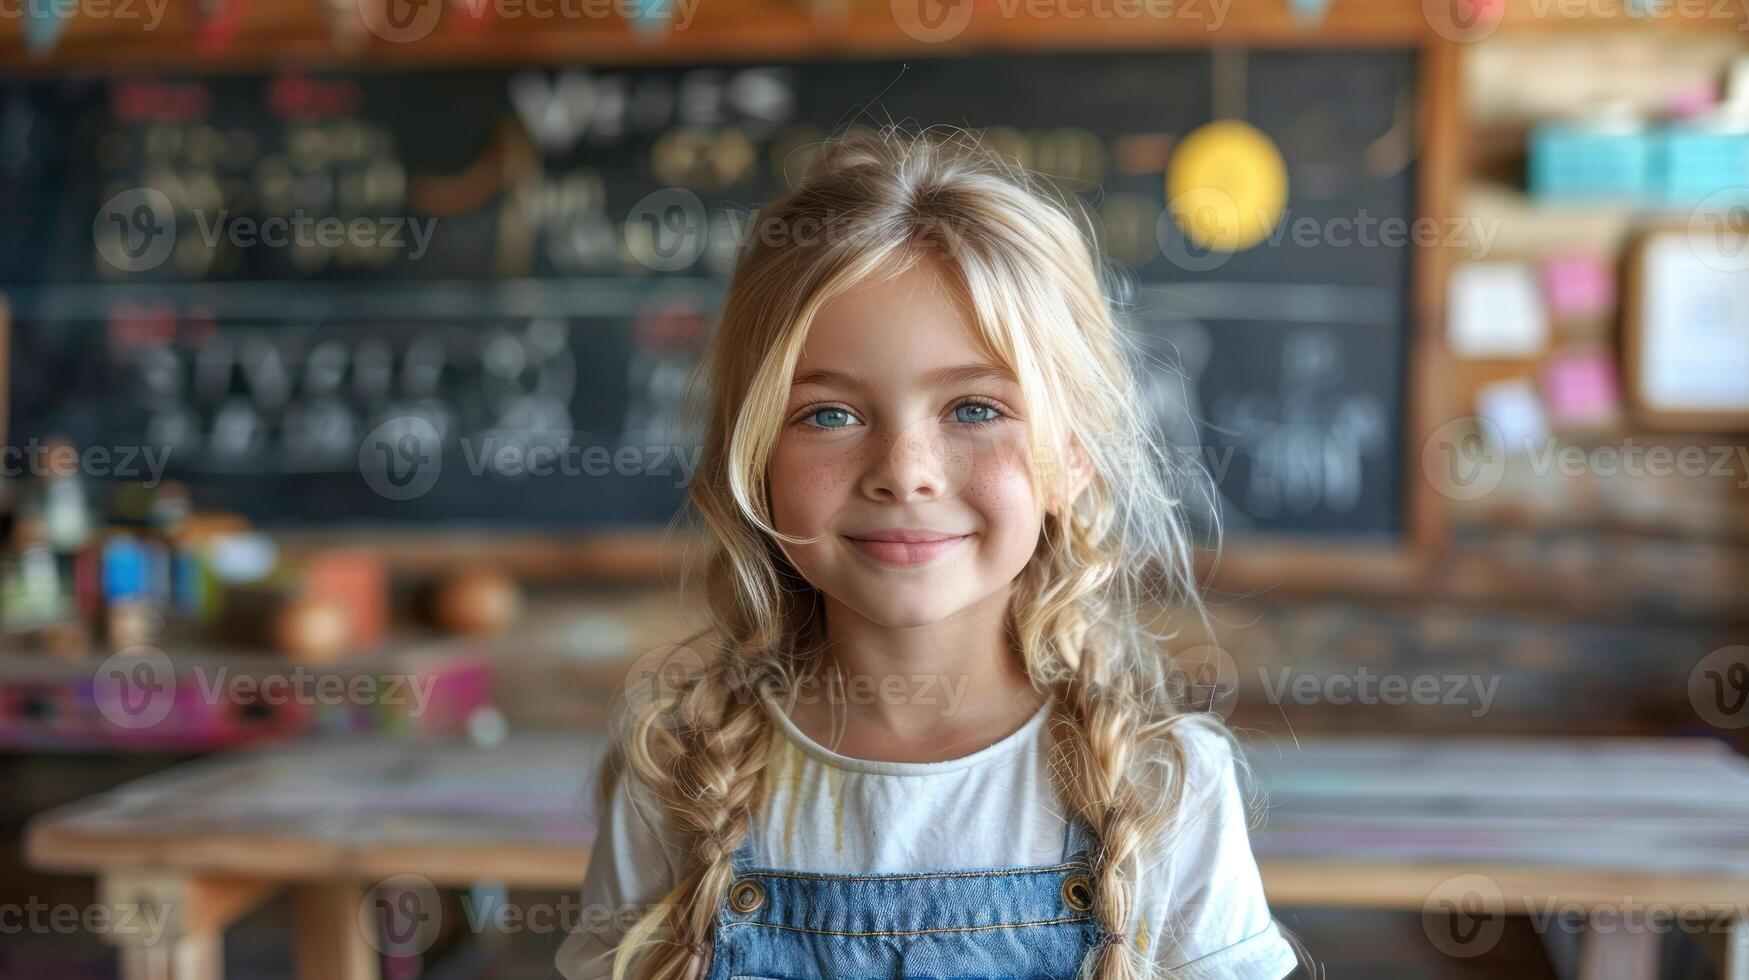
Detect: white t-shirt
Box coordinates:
(556, 695, 1297, 980)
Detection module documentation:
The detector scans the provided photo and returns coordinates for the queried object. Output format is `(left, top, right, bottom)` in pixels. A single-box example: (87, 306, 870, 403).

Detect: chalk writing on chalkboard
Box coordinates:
(5, 49, 1416, 538)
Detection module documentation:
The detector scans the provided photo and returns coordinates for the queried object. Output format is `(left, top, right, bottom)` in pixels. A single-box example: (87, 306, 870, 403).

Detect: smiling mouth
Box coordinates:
(841, 534, 971, 567)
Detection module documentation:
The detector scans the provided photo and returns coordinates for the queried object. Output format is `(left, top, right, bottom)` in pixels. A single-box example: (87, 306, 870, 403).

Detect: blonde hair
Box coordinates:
(609, 124, 1238, 980)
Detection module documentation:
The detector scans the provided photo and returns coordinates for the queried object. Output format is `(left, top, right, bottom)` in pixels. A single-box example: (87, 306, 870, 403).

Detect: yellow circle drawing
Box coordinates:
(1166, 120, 1288, 254)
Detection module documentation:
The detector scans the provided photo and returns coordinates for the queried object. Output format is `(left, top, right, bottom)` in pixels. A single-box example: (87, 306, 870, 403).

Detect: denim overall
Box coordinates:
(704, 818, 1109, 979)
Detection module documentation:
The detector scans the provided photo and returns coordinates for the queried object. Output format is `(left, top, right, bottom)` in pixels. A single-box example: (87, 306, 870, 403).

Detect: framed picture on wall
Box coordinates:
(1622, 225, 1749, 431)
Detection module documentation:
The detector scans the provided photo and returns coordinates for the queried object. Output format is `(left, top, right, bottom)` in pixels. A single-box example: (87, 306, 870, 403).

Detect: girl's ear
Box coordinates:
(1048, 435, 1094, 517)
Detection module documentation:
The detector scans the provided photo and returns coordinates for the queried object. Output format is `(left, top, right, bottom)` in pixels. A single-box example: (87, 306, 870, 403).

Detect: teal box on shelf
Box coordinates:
(1529, 124, 1657, 202)
(1661, 130, 1749, 205)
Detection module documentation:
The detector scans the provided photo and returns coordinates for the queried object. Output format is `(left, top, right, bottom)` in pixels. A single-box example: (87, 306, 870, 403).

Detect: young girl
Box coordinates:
(557, 127, 1298, 980)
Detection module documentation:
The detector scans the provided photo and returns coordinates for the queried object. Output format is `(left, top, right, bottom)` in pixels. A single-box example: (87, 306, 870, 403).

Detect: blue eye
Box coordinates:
(953, 401, 1003, 425)
(808, 407, 857, 429)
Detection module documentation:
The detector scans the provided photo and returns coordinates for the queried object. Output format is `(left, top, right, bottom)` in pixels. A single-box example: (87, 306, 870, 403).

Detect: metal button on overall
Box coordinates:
(728, 879, 765, 914)
(1060, 873, 1094, 912)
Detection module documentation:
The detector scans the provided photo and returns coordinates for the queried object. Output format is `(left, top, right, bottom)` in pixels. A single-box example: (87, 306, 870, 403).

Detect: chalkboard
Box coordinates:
(1, 50, 1418, 538)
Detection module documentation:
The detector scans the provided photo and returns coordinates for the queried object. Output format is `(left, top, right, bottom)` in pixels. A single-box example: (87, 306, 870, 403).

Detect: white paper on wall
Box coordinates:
(1448, 262, 1548, 358)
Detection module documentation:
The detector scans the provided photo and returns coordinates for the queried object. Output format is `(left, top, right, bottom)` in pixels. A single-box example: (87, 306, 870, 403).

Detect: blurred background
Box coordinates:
(2, 1, 1748, 978)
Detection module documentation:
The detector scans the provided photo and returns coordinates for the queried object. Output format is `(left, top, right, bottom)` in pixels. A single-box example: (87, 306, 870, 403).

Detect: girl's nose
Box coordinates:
(860, 422, 954, 503)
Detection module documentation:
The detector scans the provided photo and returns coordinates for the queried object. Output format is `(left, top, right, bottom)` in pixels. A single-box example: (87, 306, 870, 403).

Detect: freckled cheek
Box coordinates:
(961, 440, 1038, 514)
(770, 441, 863, 534)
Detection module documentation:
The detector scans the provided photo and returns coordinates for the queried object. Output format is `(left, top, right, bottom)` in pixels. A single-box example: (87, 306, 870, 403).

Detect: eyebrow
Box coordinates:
(789, 362, 1017, 391)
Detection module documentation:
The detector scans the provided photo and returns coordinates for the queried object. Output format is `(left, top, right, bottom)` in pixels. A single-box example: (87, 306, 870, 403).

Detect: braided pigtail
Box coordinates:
(1049, 674, 1138, 980)
(612, 653, 777, 980)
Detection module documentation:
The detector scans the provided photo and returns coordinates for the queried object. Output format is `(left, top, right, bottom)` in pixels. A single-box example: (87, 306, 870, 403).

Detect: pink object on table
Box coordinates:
(1539, 253, 1616, 321)
(1542, 348, 1621, 427)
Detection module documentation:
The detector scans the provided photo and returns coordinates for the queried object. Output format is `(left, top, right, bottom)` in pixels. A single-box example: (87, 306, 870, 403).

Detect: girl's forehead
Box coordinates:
(813, 260, 964, 332)
(789, 320, 1012, 392)
(795, 262, 1009, 383)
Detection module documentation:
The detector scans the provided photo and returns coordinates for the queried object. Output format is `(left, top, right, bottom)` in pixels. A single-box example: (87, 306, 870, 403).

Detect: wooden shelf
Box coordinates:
(2, 0, 1437, 71)
(9, 0, 1748, 70)
(1462, 181, 1703, 258)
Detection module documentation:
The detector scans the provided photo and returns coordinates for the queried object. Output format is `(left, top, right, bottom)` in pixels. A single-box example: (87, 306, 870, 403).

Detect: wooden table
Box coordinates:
(24, 734, 1749, 980)
(1249, 736, 1749, 980)
(25, 732, 611, 980)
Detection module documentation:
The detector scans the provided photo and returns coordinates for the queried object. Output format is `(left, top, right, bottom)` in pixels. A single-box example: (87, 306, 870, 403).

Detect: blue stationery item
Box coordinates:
(1662, 129, 1749, 205)
(1529, 124, 1656, 202)
(101, 537, 149, 603)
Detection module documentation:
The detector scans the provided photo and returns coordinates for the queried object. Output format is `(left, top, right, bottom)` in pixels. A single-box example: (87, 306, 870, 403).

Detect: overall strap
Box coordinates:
(728, 832, 759, 874)
(1061, 815, 1093, 863)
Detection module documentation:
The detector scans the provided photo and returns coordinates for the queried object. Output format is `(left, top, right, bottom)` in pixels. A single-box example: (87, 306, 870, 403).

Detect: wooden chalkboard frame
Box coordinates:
(2, 34, 1461, 596)
(6, 1, 1432, 74)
